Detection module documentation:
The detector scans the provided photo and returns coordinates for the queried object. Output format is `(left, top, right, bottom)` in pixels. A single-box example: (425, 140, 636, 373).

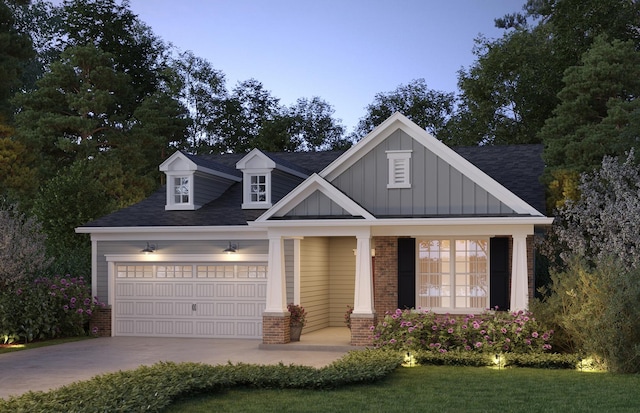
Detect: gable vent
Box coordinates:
(387, 150, 412, 188)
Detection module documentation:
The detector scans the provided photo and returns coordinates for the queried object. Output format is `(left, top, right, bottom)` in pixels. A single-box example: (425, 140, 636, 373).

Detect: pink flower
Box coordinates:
(475, 342, 483, 348)
(447, 328, 454, 334)
(532, 332, 539, 338)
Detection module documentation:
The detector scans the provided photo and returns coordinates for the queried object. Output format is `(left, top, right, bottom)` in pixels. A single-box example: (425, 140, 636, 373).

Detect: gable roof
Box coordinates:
(79, 114, 547, 228)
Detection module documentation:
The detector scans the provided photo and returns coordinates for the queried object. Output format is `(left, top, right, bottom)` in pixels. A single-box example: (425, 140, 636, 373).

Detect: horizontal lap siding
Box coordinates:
(329, 237, 356, 327)
(300, 237, 329, 333)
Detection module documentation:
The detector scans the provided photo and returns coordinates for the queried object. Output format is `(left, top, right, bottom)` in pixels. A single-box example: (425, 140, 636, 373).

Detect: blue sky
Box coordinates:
(128, 0, 522, 133)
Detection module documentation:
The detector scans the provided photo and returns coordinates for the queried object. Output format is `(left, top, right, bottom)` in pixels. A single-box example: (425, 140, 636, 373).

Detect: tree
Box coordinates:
(170, 50, 227, 152)
(353, 79, 454, 141)
(0, 0, 35, 120)
(0, 203, 51, 287)
(256, 97, 348, 152)
(453, 0, 640, 146)
(540, 37, 640, 209)
(534, 151, 640, 372)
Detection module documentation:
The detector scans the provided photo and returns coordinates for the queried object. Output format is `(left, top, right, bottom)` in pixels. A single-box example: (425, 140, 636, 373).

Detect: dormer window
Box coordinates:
(387, 150, 412, 189)
(250, 174, 267, 203)
(242, 171, 271, 208)
(173, 176, 190, 204)
(236, 149, 277, 210)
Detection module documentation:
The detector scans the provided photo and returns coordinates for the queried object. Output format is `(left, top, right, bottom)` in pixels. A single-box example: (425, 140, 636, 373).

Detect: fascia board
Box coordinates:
(105, 253, 268, 262)
(255, 174, 375, 222)
(159, 151, 196, 172)
(236, 148, 276, 170)
(75, 226, 268, 240)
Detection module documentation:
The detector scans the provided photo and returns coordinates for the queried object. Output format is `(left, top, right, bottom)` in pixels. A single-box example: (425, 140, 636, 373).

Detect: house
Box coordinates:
(76, 113, 553, 346)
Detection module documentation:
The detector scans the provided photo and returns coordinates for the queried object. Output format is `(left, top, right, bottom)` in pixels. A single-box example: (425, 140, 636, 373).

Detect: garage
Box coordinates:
(113, 262, 267, 338)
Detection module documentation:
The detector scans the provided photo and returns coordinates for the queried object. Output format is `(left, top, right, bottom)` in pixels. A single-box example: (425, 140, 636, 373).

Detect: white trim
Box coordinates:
(165, 173, 196, 210)
(105, 253, 268, 262)
(256, 174, 376, 221)
(91, 239, 98, 300)
(242, 171, 272, 209)
(160, 151, 241, 182)
(320, 112, 544, 216)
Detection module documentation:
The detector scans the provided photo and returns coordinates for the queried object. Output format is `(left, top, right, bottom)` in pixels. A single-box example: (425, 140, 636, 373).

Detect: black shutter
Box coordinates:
(397, 237, 416, 309)
(490, 237, 510, 311)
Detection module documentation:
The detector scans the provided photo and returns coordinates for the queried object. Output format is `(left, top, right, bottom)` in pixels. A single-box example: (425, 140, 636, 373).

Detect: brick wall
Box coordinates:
(90, 307, 112, 337)
(262, 313, 291, 344)
(350, 313, 377, 346)
(373, 236, 398, 316)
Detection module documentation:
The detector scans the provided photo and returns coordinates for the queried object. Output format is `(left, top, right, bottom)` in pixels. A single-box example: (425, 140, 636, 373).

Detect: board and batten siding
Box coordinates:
(299, 237, 330, 333)
(329, 237, 356, 327)
(95, 239, 269, 303)
(284, 190, 351, 217)
(329, 129, 515, 216)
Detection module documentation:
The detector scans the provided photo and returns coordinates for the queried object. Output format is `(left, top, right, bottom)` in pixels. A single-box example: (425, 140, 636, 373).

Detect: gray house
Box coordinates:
(77, 113, 553, 345)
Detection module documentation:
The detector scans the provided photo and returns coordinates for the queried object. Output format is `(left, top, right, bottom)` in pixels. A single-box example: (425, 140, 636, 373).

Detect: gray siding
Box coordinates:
(193, 172, 234, 206)
(271, 169, 304, 204)
(284, 190, 351, 217)
(95, 239, 269, 303)
(330, 129, 515, 216)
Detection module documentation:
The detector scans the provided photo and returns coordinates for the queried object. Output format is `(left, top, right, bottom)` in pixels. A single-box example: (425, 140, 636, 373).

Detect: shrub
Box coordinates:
(372, 308, 554, 355)
(0, 274, 103, 343)
(0, 349, 403, 412)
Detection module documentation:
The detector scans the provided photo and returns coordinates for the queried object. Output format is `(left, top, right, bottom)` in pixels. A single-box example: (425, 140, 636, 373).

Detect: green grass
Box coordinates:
(167, 365, 640, 413)
(0, 336, 92, 354)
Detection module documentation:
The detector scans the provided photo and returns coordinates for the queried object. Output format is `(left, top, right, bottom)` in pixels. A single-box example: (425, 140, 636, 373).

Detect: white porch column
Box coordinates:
(353, 234, 374, 314)
(510, 232, 529, 312)
(264, 235, 287, 313)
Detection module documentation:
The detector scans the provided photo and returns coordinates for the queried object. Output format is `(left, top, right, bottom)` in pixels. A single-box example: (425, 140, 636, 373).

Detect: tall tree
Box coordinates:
(540, 36, 640, 209)
(353, 79, 454, 141)
(453, 0, 640, 146)
(0, 0, 35, 121)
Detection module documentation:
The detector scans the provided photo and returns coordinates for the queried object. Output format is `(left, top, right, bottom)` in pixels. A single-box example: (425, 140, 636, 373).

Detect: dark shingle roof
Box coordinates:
(81, 145, 546, 228)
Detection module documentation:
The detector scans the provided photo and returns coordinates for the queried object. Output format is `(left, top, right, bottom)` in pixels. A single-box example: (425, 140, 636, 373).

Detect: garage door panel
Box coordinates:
(115, 263, 266, 338)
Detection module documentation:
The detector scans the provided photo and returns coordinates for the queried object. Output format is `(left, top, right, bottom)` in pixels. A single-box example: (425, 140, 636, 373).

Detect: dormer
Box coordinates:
(236, 149, 277, 209)
(160, 151, 241, 211)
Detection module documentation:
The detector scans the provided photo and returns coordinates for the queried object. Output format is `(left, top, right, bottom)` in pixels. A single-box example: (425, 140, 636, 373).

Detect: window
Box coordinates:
(386, 150, 411, 188)
(242, 173, 271, 209)
(173, 176, 190, 204)
(250, 174, 267, 202)
(417, 239, 488, 311)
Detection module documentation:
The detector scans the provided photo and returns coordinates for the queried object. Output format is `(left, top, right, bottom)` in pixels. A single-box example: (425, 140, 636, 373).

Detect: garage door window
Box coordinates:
(157, 265, 193, 278)
(117, 265, 153, 278)
(196, 264, 267, 279)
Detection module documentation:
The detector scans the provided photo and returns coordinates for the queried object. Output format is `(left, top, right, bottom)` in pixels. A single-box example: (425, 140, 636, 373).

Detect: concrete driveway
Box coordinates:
(0, 336, 351, 400)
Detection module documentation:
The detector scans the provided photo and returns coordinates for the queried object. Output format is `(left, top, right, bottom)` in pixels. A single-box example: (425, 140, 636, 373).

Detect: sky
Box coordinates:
(126, 0, 523, 133)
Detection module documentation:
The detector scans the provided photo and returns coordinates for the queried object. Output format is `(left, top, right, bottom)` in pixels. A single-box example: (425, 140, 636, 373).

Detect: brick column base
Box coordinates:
(262, 312, 291, 344)
(90, 307, 112, 337)
(350, 313, 377, 346)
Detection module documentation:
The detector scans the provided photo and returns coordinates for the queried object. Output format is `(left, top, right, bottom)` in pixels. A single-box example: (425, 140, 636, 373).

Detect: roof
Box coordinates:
(81, 144, 546, 228)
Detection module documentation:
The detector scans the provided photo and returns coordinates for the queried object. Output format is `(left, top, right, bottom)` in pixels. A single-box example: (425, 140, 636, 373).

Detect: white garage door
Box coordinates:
(114, 263, 267, 338)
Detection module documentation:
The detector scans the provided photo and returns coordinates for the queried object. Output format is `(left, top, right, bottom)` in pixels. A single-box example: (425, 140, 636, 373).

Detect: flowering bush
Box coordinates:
(287, 303, 307, 326)
(0, 274, 104, 343)
(344, 305, 353, 329)
(372, 308, 554, 355)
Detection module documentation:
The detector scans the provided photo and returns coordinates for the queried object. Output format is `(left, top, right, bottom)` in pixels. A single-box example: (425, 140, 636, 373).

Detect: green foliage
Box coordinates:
(372, 309, 554, 355)
(0, 203, 51, 287)
(541, 36, 640, 208)
(413, 349, 491, 367)
(539, 152, 640, 372)
(353, 79, 454, 141)
(0, 349, 402, 412)
(503, 352, 580, 370)
(0, 274, 102, 344)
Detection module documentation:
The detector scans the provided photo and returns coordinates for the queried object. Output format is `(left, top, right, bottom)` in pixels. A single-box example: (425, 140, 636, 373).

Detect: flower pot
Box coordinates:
(290, 323, 303, 341)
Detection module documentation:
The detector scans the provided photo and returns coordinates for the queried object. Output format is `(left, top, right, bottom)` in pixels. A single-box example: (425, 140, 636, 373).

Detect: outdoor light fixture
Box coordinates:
(402, 351, 416, 368)
(223, 242, 238, 254)
(142, 242, 156, 254)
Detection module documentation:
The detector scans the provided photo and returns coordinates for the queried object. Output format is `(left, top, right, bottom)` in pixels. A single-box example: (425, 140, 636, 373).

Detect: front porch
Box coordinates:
(259, 327, 353, 351)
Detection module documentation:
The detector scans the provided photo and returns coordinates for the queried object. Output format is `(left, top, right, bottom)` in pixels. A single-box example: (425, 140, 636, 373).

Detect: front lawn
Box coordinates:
(167, 365, 640, 413)
(0, 336, 92, 355)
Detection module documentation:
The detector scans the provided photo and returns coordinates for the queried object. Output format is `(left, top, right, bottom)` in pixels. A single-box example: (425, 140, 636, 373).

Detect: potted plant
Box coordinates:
(287, 303, 306, 341)
(344, 305, 353, 329)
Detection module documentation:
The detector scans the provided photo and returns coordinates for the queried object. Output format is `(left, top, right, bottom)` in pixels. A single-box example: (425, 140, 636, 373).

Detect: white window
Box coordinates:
(173, 176, 190, 204)
(242, 172, 271, 209)
(417, 239, 488, 312)
(386, 150, 412, 188)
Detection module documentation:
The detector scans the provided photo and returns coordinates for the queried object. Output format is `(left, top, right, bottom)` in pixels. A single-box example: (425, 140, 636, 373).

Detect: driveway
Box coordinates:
(0, 336, 351, 399)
